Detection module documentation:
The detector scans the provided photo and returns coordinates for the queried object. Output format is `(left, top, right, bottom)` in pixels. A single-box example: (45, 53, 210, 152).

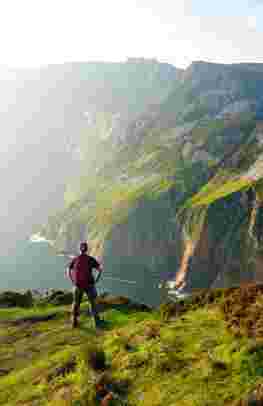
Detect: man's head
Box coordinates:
(79, 241, 88, 254)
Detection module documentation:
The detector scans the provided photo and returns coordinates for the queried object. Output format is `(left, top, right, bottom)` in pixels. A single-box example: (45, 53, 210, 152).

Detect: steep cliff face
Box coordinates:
(173, 121, 263, 291)
(0, 59, 180, 255)
(20, 60, 263, 296)
(101, 191, 183, 305)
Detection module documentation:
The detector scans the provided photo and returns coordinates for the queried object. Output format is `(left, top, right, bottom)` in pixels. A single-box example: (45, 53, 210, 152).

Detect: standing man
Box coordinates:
(67, 241, 103, 328)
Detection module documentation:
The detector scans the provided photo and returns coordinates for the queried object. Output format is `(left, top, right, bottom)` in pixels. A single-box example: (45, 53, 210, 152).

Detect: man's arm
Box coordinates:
(89, 256, 103, 284)
(95, 264, 103, 283)
(65, 259, 75, 281)
(91, 257, 103, 283)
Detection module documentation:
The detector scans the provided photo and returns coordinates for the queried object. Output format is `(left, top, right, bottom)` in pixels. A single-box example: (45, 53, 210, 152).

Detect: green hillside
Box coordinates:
(2, 286, 263, 405)
(0, 58, 182, 290)
(0, 59, 180, 257)
(41, 61, 263, 293)
(4, 59, 263, 293)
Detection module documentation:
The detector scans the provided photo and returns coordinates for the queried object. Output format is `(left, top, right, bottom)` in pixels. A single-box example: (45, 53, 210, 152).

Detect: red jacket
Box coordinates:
(69, 254, 100, 289)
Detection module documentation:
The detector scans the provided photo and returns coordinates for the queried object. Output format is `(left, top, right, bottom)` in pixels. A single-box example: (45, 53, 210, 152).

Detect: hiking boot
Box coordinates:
(72, 318, 79, 328)
(71, 314, 79, 328)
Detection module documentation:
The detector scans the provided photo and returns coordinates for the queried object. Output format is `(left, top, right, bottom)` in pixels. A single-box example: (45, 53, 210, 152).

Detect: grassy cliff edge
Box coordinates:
(1, 286, 263, 405)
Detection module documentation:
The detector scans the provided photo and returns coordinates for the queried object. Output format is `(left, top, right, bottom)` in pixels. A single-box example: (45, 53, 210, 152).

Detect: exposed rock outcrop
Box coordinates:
(0, 290, 33, 308)
(40, 61, 263, 302)
(45, 290, 73, 306)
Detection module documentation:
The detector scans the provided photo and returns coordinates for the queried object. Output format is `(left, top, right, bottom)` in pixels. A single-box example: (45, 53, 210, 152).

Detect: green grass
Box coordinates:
(187, 176, 251, 208)
(0, 304, 65, 321)
(1, 297, 261, 405)
(103, 306, 262, 406)
(0, 302, 150, 405)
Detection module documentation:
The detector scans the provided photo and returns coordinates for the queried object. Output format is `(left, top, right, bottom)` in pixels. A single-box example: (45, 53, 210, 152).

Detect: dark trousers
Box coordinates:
(72, 285, 100, 324)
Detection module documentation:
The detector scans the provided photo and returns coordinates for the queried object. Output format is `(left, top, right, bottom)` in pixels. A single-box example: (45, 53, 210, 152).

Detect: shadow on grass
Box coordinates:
(78, 305, 135, 334)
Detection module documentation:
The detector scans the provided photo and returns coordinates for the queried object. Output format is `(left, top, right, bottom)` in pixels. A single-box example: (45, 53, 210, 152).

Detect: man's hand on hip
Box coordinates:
(95, 266, 103, 283)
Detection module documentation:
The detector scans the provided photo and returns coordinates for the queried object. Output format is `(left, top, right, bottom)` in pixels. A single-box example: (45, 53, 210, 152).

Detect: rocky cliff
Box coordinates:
(0, 59, 180, 255)
(44, 63, 263, 295)
(5, 59, 263, 297)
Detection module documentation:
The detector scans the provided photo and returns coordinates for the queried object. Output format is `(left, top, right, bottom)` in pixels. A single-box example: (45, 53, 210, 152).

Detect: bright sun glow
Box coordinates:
(0, 0, 262, 69)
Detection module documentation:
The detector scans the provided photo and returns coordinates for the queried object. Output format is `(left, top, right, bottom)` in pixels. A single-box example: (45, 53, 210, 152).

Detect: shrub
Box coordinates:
(0, 290, 33, 308)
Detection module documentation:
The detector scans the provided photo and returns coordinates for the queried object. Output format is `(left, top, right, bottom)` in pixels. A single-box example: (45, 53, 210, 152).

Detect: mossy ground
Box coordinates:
(1, 289, 263, 405)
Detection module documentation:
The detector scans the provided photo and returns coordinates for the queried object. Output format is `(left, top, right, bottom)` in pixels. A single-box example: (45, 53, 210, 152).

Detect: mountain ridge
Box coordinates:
(40, 58, 263, 299)
(2, 58, 263, 296)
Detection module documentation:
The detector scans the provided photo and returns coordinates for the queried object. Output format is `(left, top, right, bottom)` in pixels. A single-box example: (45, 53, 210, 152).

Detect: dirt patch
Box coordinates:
(96, 295, 131, 306)
(50, 386, 74, 404)
(47, 359, 77, 382)
(234, 382, 263, 405)
(6, 313, 58, 326)
(96, 295, 152, 313)
(160, 288, 224, 320)
(129, 320, 162, 347)
(0, 335, 18, 345)
(161, 283, 263, 339)
(221, 283, 263, 338)
(0, 368, 12, 377)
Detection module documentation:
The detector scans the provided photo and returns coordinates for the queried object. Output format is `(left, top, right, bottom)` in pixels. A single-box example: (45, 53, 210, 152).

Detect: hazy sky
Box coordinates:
(1, 0, 263, 69)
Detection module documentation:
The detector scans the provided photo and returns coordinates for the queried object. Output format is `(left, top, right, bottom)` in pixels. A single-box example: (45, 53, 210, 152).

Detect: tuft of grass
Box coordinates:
(81, 343, 107, 371)
(2, 291, 263, 405)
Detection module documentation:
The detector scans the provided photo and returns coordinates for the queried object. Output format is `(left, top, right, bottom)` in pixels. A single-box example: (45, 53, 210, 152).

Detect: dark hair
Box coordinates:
(80, 242, 88, 252)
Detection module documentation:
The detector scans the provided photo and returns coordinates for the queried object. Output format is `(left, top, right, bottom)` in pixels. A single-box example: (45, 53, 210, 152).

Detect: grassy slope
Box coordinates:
(45, 123, 183, 248)
(1, 291, 263, 406)
(46, 112, 257, 253)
